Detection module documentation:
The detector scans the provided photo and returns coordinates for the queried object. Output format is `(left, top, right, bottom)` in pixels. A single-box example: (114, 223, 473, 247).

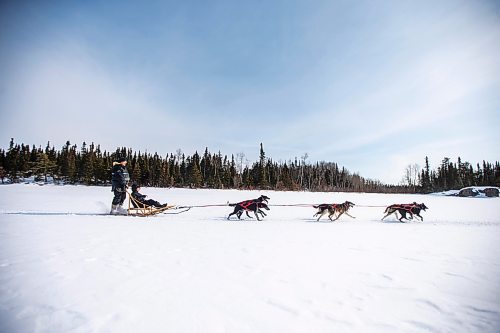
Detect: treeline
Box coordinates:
(420, 156, 500, 193)
(0, 139, 498, 193)
(0, 139, 398, 192)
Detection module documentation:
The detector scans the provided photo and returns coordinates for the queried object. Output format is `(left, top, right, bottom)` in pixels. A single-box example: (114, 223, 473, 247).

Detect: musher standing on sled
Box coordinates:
(110, 157, 130, 214)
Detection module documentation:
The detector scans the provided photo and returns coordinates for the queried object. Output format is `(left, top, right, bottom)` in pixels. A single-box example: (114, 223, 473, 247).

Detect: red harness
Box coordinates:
(240, 200, 255, 210)
(393, 204, 418, 212)
(330, 203, 347, 210)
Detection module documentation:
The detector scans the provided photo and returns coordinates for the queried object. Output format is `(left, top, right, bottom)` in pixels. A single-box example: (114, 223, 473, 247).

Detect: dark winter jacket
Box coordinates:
(131, 190, 147, 203)
(111, 162, 130, 189)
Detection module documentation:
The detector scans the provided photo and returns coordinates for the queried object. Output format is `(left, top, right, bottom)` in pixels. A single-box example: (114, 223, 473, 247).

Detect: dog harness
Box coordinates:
(330, 203, 348, 210)
(392, 204, 418, 212)
(239, 200, 255, 210)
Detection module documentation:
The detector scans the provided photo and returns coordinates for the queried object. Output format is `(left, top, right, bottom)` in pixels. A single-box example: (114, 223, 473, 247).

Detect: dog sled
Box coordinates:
(126, 191, 186, 217)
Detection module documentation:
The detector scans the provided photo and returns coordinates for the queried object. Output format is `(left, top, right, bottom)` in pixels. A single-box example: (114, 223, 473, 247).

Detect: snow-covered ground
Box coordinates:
(1, 184, 499, 333)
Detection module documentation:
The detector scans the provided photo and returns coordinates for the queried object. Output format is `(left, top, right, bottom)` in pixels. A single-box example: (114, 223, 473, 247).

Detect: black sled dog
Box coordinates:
(227, 195, 270, 221)
(313, 201, 355, 222)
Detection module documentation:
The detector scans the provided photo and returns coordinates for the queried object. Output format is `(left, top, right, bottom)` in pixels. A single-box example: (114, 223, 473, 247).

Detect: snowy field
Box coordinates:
(1, 184, 499, 333)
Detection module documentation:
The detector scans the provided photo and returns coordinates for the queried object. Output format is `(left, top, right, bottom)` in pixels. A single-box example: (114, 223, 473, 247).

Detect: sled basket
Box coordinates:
(127, 191, 176, 217)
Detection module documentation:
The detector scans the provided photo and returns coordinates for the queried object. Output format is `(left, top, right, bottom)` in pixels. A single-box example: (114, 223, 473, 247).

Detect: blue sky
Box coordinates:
(0, 0, 499, 183)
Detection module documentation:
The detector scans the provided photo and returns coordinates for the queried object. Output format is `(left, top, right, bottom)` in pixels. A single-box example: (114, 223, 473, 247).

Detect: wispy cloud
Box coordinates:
(1, 44, 191, 153)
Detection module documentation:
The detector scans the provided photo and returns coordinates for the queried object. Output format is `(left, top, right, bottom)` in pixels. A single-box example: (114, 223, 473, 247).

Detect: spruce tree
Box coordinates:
(68, 145, 77, 183)
(230, 154, 237, 188)
(76, 143, 94, 184)
(421, 156, 431, 193)
(189, 158, 202, 187)
(31, 151, 57, 182)
(0, 149, 5, 183)
(131, 154, 142, 184)
(93, 145, 105, 184)
(6, 139, 19, 180)
(258, 143, 268, 188)
(180, 154, 187, 186)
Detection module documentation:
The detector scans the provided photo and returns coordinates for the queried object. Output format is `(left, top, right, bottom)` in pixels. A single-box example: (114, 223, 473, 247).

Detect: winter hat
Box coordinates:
(117, 157, 127, 163)
(131, 183, 140, 191)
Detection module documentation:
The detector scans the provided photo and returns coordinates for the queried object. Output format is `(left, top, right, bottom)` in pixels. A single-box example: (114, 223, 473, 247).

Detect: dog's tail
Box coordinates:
(384, 206, 391, 213)
(228, 203, 237, 207)
(313, 205, 320, 208)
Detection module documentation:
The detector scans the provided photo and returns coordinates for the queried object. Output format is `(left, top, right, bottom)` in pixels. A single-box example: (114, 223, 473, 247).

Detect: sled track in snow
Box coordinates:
(0, 211, 115, 217)
(0, 208, 192, 217)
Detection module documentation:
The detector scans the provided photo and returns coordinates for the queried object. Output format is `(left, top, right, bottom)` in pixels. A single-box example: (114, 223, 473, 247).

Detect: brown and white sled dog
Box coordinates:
(313, 201, 355, 221)
(381, 202, 428, 222)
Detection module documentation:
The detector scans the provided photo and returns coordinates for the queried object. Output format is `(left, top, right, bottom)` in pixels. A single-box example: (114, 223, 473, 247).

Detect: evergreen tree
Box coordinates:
(79, 142, 96, 185)
(30, 151, 57, 182)
(179, 154, 187, 185)
(229, 154, 237, 188)
(131, 153, 142, 183)
(421, 156, 431, 193)
(93, 145, 105, 184)
(188, 153, 202, 187)
(68, 145, 77, 183)
(159, 158, 170, 187)
(6, 138, 20, 180)
(0, 149, 5, 183)
(258, 143, 268, 188)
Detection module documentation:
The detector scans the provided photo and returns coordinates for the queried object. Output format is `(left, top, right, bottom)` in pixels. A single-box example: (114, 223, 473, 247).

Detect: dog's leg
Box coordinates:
(227, 209, 237, 220)
(331, 212, 343, 221)
(345, 212, 356, 219)
(254, 210, 261, 221)
(317, 210, 326, 221)
(327, 208, 336, 221)
(246, 211, 253, 218)
(381, 212, 392, 220)
(257, 208, 267, 217)
(398, 210, 408, 222)
(382, 209, 398, 221)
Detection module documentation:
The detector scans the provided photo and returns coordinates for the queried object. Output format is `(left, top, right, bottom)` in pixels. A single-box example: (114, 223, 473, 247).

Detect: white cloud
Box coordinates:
(0, 44, 198, 153)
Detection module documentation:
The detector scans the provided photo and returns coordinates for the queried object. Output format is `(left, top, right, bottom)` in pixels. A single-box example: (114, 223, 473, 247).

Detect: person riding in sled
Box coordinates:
(131, 183, 168, 208)
(110, 157, 130, 214)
